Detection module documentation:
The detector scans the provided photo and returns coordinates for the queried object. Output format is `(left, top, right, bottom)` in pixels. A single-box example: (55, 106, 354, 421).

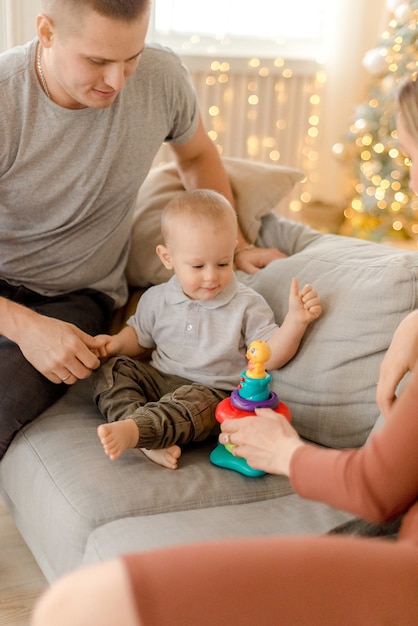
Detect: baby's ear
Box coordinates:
(156, 244, 173, 270)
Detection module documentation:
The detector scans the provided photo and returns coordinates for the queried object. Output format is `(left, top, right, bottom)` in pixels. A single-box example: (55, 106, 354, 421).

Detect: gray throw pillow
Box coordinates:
(237, 213, 418, 448)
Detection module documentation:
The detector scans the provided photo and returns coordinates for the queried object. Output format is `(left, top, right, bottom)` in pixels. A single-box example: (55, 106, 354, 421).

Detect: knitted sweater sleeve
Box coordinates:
(290, 365, 418, 528)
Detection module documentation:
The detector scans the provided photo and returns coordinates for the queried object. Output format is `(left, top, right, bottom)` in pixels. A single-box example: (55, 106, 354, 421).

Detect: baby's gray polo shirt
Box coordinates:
(127, 274, 279, 390)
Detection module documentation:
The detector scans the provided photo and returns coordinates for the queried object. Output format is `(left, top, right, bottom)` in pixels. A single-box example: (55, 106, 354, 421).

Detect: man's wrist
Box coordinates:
(0, 297, 38, 344)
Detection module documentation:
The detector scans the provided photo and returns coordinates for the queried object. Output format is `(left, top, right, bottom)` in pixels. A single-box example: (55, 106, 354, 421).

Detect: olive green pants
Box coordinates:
(92, 356, 228, 449)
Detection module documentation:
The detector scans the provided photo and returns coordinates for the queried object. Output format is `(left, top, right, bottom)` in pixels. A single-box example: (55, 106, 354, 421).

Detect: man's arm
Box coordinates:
(169, 116, 285, 273)
(0, 296, 101, 384)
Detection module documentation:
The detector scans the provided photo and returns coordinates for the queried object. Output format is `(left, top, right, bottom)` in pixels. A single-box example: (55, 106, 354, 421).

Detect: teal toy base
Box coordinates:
(210, 443, 265, 477)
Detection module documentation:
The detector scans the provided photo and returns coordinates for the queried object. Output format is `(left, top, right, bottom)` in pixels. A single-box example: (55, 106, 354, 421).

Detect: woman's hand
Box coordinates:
(376, 310, 418, 416)
(218, 408, 305, 476)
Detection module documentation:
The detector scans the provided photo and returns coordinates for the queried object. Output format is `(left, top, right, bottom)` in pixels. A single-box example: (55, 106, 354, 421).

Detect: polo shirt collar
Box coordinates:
(165, 274, 238, 309)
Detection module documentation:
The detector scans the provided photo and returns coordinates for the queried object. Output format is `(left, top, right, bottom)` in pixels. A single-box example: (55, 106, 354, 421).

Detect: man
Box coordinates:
(0, 0, 282, 458)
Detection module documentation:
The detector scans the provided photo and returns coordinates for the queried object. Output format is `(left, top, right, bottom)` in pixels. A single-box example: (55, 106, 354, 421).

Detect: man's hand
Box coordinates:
(234, 245, 286, 274)
(18, 314, 102, 385)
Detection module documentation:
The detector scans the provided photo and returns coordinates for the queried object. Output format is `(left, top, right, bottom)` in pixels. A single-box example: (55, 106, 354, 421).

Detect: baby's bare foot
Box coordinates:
(97, 420, 139, 460)
(141, 445, 182, 470)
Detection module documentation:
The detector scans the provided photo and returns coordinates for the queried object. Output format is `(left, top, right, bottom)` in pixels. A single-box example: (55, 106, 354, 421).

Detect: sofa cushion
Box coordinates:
(0, 379, 297, 581)
(82, 498, 353, 567)
(126, 157, 304, 287)
(237, 213, 418, 449)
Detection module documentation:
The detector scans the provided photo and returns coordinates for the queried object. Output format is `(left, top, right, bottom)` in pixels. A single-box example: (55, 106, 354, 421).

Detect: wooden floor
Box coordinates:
(0, 496, 48, 626)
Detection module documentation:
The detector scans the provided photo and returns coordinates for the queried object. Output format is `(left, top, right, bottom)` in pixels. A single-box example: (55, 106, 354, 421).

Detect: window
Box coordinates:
(148, 0, 330, 60)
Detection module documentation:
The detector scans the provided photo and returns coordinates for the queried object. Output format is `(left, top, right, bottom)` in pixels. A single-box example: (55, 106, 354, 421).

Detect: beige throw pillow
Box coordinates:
(126, 157, 304, 287)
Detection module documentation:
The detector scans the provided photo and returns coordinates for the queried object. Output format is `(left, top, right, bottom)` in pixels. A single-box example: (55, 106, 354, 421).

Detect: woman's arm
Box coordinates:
(290, 367, 418, 523)
(220, 365, 418, 524)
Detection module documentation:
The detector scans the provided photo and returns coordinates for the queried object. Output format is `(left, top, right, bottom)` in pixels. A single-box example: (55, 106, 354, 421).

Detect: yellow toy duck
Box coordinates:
(245, 339, 272, 379)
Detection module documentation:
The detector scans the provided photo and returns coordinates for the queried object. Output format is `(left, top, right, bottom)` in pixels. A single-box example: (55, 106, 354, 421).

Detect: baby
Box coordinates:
(92, 189, 321, 468)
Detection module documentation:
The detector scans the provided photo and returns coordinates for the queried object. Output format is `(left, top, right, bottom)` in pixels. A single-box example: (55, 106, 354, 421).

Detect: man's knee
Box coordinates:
(0, 338, 65, 458)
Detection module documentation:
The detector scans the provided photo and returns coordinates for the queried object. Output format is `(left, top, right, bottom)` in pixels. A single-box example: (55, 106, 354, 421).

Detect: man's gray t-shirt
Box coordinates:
(0, 39, 199, 306)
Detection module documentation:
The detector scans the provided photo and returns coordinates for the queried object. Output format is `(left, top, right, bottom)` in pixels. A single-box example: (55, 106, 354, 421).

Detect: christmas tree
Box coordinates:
(337, 0, 418, 242)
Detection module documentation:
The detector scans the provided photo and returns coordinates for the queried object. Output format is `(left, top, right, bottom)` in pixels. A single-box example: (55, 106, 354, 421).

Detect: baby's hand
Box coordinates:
(91, 334, 113, 359)
(289, 277, 322, 323)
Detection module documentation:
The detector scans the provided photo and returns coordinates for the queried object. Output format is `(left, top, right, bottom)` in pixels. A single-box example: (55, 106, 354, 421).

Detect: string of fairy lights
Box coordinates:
(177, 54, 326, 217)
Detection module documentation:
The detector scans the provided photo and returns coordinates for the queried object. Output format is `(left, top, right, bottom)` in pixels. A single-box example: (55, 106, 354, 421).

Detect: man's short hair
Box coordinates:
(42, 0, 150, 21)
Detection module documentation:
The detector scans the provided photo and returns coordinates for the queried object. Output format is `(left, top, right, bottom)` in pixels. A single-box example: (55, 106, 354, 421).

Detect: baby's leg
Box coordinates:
(97, 420, 139, 460)
(97, 382, 225, 465)
(141, 446, 182, 470)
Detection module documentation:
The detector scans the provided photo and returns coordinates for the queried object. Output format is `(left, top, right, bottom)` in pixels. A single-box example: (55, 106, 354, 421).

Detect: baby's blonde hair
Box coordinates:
(161, 189, 237, 246)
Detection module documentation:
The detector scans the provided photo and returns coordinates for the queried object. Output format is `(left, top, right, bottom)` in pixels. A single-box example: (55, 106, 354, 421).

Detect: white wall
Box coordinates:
(1, 0, 40, 51)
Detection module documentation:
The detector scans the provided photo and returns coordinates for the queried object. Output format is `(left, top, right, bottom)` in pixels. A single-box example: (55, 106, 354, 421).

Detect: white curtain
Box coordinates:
(1, 0, 40, 51)
(316, 0, 388, 204)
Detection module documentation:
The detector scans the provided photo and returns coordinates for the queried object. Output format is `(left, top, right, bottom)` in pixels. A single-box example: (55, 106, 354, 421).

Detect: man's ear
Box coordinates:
(156, 244, 174, 270)
(36, 13, 54, 48)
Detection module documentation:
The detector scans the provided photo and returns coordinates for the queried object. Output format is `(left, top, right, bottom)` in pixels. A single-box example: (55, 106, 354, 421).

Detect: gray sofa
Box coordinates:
(1, 159, 418, 583)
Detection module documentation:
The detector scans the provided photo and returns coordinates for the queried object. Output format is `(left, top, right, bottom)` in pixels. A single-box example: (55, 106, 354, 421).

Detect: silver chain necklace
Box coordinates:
(36, 43, 51, 99)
